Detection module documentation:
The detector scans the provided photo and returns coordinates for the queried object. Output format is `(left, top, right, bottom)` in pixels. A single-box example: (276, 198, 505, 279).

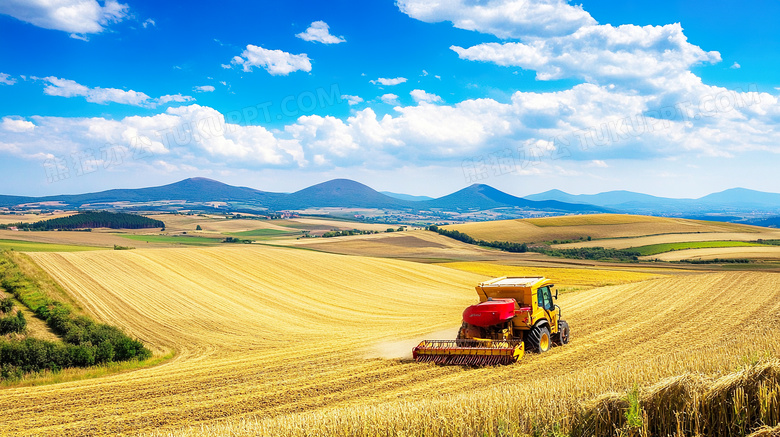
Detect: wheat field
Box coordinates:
(0, 246, 778, 436)
(445, 214, 766, 244)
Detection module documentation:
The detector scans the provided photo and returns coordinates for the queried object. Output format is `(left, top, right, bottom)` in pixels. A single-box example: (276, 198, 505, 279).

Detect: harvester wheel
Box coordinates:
(525, 324, 552, 353)
(553, 320, 570, 346)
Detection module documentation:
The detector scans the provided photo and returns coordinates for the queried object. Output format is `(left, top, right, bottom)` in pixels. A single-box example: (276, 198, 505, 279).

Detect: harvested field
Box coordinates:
(435, 262, 668, 291)
(525, 214, 672, 227)
(275, 230, 539, 262)
(1, 246, 779, 436)
(0, 230, 163, 249)
(554, 231, 780, 250)
(646, 246, 780, 261)
(446, 214, 765, 244)
(143, 214, 295, 235)
(0, 238, 104, 252)
(286, 218, 398, 232)
(0, 212, 75, 225)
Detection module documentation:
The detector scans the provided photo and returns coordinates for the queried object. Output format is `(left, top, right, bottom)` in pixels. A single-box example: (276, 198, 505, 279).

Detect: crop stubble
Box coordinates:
(0, 246, 778, 435)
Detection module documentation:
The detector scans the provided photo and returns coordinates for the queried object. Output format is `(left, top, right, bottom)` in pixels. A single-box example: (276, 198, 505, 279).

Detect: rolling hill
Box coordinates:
(423, 184, 608, 212)
(0, 178, 604, 215)
(275, 179, 411, 209)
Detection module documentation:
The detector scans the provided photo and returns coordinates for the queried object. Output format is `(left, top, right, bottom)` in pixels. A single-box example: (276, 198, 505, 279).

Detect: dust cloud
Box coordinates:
(366, 326, 460, 360)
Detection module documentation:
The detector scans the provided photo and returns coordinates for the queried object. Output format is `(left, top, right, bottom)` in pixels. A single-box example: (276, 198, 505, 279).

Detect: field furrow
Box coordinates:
(0, 246, 777, 435)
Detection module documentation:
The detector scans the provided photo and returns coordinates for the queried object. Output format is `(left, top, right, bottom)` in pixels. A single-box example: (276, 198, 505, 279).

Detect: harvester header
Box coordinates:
(412, 276, 570, 366)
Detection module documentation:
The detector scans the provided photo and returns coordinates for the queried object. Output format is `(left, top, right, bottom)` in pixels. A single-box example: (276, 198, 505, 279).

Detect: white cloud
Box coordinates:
(421, 70, 429, 76)
(0, 0, 129, 38)
(381, 93, 400, 105)
(451, 23, 721, 91)
(41, 76, 194, 107)
(370, 77, 407, 86)
(730, 62, 741, 69)
(154, 94, 195, 105)
(0, 73, 16, 85)
(410, 89, 442, 103)
(341, 95, 364, 106)
(193, 85, 215, 93)
(142, 18, 155, 28)
(397, 0, 596, 39)
(231, 45, 312, 75)
(3, 81, 779, 173)
(1, 117, 35, 132)
(296, 21, 345, 44)
(0, 105, 304, 168)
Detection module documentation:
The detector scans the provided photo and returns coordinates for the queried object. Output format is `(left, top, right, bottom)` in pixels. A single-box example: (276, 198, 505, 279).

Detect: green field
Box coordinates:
(632, 240, 768, 256)
(0, 239, 104, 252)
(121, 235, 223, 246)
(229, 228, 300, 239)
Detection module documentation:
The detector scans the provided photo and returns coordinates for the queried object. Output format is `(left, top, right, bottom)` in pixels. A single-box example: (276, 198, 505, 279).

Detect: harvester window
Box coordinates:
(538, 287, 553, 311)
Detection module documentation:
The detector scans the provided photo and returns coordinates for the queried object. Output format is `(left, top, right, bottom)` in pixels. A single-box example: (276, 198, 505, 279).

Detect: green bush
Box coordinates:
(0, 297, 13, 313)
(0, 311, 26, 335)
(0, 252, 152, 379)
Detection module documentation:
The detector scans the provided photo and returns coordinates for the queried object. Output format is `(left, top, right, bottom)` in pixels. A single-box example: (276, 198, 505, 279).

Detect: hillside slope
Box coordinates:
(1, 246, 777, 435)
(443, 214, 766, 244)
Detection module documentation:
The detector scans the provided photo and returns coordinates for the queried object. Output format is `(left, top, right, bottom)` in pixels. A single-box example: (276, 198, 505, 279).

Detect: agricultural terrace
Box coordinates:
(0, 245, 777, 436)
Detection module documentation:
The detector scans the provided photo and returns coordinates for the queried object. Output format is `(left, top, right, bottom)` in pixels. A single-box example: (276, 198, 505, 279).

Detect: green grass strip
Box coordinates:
(631, 241, 768, 256)
(0, 239, 104, 252)
(121, 235, 222, 246)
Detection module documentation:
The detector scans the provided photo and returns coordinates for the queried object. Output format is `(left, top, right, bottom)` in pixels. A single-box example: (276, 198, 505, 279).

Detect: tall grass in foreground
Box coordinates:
(145, 330, 780, 437)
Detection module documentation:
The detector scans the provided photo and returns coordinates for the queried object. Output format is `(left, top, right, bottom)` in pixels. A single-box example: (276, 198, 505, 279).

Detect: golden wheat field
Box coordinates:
(445, 214, 765, 244)
(0, 245, 778, 436)
(0, 212, 75, 225)
(434, 262, 669, 291)
(277, 230, 510, 261)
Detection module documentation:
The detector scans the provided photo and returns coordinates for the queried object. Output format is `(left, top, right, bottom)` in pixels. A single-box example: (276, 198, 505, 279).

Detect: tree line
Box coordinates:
(428, 226, 640, 260)
(0, 211, 165, 231)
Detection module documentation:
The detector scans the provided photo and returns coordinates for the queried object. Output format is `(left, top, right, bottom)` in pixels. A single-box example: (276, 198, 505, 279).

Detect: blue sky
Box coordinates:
(1, 0, 779, 198)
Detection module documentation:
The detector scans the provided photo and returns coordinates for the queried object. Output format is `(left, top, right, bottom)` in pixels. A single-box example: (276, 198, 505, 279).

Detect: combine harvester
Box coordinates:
(413, 277, 570, 366)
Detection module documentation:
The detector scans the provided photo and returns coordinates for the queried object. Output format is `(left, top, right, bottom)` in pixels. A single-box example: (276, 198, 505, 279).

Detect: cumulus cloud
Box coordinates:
(0, 73, 16, 85)
(154, 94, 195, 105)
(231, 45, 312, 75)
(0, 105, 305, 169)
(1, 117, 35, 132)
(0, 0, 129, 39)
(730, 62, 741, 69)
(41, 76, 194, 107)
(381, 93, 400, 105)
(397, 0, 595, 39)
(2, 82, 779, 173)
(451, 23, 721, 91)
(370, 77, 407, 86)
(341, 95, 364, 106)
(193, 85, 215, 93)
(142, 18, 155, 28)
(410, 89, 442, 103)
(296, 21, 345, 44)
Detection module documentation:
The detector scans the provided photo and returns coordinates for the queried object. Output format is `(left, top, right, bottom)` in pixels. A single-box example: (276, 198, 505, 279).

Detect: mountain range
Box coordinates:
(2, 178, 780, 220)
(525, 188, 780, 215)
(0, 178, 607, 215)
